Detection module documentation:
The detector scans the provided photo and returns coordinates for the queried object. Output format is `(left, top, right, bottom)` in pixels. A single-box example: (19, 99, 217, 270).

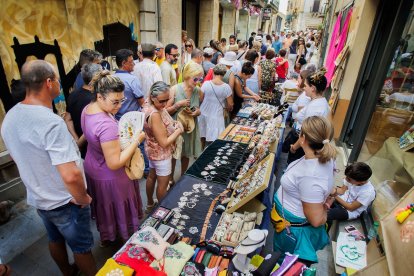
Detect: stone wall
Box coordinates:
(221, 7, 236, 39)
(139, 0, 158, 43)
(199, 0, 220, 48)
(159, 0, 182, 52)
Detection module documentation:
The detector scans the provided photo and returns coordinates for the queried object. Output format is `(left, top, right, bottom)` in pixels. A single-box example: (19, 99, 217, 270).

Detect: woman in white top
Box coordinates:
(182, 38, 195, 66)
(245, 49, 261, 100)
(199, 64, 234, 148)
(291, 69, 312, 118)
(273, 116, 337, 265)
(288, 68, 329, 163)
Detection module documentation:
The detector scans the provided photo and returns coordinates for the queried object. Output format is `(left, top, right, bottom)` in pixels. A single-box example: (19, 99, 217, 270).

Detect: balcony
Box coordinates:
(247, 0, 267, 8)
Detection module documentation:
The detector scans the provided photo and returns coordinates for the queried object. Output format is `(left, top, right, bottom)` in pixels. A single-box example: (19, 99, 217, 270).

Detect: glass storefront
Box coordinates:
(342, 1, 414, 219)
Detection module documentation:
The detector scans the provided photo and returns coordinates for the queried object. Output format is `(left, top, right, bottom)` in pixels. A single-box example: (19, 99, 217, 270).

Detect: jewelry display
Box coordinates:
(212, 211, 260, 247)
(227, 154, 274, 213)
(185, 140, 248, 184)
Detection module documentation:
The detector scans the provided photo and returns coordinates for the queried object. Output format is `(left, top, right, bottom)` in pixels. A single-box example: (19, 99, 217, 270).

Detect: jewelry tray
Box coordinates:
(226, 153, 274, 213)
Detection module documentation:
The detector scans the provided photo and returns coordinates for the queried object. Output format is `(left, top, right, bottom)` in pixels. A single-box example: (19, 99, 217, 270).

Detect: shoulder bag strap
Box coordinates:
(209, 82, 225, 109)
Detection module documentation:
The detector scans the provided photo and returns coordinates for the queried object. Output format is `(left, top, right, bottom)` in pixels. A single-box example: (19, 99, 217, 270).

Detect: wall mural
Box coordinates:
(0, 0, 141, 152)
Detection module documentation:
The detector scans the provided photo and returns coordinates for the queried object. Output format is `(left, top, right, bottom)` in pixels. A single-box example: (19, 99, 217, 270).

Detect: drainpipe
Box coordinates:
(157, 0, 161, 41)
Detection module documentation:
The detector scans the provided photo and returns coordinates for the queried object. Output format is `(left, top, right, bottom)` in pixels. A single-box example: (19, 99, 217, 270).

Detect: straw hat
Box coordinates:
(219, 52, 237, 67)
(125, 148, 145, 180)
(177, 109, 195, 133)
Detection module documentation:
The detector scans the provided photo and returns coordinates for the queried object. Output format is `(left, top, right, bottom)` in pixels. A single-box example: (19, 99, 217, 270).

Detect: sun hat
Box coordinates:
(219, 51, 237, 67)
(177, 109, 195, 133)
(234, 229, 268, 255)
(125, 148, 145, 180)
(203, 47, 215, 56)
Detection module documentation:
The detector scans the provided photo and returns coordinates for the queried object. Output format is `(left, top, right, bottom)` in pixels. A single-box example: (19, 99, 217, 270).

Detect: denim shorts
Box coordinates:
(37, 202, 94, 254)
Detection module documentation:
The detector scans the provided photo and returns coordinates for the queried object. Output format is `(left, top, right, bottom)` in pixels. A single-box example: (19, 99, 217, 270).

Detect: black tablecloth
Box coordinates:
(157, 175, 228, 242)
(185, 140, 248, 184)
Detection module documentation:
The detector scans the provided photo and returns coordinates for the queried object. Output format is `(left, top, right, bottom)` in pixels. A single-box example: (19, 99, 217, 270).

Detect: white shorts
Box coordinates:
(149, 158, 172, 176)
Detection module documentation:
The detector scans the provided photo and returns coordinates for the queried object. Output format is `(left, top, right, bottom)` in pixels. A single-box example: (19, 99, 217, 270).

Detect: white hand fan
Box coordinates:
(119, 111, 145, 150)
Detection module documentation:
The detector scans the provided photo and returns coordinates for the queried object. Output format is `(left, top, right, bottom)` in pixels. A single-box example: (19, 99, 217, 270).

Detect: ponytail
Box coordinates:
(301, 116, 337, 163)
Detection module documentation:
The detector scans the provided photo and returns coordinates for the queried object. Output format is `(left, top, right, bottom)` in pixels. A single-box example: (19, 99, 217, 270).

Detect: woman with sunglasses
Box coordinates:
(182, 38, 195, 66)
(295, 37, 307, 66)
(81, 71, 146, 246)
(166, 62, 204, 178)
(144, 81, 184, 213)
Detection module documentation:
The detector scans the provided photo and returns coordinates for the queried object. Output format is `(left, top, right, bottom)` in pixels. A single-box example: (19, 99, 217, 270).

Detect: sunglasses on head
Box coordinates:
(193, 77, 203, 83)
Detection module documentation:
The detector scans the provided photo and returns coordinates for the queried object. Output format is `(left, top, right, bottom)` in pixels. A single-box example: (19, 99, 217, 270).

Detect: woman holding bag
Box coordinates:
(143, 81, 184, 213)
(272, 116, 337, 265)
(166, 62, 204, 177)
(199, 64, 234, 148)
(81, 71, 145, 246)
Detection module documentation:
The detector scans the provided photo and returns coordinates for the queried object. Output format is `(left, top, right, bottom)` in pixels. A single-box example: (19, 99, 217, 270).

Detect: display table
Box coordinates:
(99, 106, 287, 275)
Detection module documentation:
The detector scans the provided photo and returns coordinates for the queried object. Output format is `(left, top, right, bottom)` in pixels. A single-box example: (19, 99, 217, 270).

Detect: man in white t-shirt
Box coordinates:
(327, 163, 376, 229)
(1, 60, 96, 275)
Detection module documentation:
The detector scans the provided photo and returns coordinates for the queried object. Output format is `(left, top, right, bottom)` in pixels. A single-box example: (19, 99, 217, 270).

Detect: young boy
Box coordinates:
(276, 49, 289, 83)
(327, 162, 376, 225)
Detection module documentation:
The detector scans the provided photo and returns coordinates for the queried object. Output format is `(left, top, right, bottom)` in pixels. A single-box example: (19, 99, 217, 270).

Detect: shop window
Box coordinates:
(357, 6, 414, 217)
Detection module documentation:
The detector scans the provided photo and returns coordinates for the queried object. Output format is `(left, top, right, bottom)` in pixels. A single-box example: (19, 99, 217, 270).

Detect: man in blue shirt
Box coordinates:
(114, 49, 148, 175)
(272, 35, 282, 55)
(114, 49, 145, 120)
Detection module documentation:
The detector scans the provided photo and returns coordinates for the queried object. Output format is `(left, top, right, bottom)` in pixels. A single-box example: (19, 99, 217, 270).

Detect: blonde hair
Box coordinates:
(90, 70, 124, 101)
(182, 62, 204, 81)
(185, 38, 196, 51)
(252, 41, 261, 53)
(300, 116, 337, 163)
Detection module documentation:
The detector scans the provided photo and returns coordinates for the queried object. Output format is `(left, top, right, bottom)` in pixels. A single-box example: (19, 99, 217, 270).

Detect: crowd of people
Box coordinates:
(1, 28, 376, 274)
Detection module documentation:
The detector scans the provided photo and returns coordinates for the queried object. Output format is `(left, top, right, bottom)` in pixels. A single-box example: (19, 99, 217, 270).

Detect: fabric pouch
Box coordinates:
(96, 258, 134, 276)
(271, 205, 290, 233)
(151, 241, 195, 276)
(181, 261, 205, 276)
(284, 261, 306, 276)
(114, 244, 155, 270)
(281, 228, 297, 254)
(130, 226, 170, 260)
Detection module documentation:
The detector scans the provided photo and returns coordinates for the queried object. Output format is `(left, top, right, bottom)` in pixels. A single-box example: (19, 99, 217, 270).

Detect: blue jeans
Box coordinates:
(37, 202, 94, 254)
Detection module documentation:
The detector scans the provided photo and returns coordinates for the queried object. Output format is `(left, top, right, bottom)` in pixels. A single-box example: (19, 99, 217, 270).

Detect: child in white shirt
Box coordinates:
(327, 162, 376, 229)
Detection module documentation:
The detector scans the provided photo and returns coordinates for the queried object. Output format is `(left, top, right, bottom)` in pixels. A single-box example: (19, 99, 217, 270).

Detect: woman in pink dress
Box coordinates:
(81, 71, 145, 246)
(143, 81, 183, 213)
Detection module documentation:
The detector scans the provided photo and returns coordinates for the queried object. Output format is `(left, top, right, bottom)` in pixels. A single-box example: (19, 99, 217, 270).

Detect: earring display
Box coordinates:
(185, 140, 248, 184)
(227, 154, 274, 213)
(211, 211, 260, 247)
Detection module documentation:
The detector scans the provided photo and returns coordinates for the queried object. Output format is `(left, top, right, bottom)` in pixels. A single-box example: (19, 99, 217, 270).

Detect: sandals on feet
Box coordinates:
(145, 199, 158, 214)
